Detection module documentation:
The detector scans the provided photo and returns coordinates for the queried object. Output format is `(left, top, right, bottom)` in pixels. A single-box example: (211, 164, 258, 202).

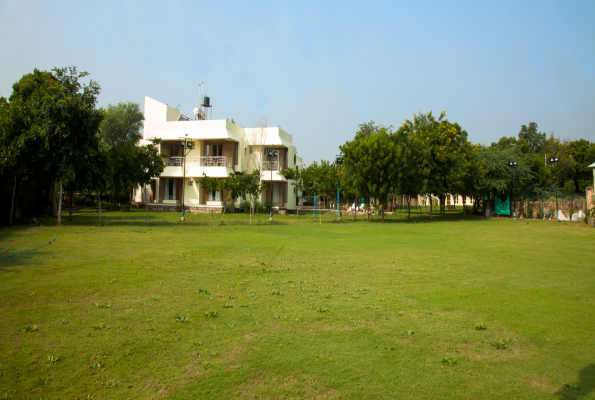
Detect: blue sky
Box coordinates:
(1, 0, 594, 163)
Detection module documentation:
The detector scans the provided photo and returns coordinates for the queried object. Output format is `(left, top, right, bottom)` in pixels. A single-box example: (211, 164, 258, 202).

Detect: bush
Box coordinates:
(264, 201, 271, 213)
(123, 204, 130, 212)
(225, 204, 234, 214)
(536, 210, 543, 220)
(243, 201, 251, 214)
(105, 203, 113, 212)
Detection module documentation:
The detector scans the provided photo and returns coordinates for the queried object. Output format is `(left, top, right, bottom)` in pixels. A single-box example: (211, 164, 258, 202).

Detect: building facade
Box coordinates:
(134, 97, 303, 212)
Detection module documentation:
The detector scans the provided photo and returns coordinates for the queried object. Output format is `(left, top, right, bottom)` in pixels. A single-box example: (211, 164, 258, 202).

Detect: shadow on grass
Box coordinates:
(556, 363, 595, 399)
(7, 208, 524, 229)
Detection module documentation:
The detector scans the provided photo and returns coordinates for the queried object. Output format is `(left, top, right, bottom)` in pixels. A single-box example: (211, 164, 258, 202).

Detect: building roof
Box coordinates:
(589, 162, 595, 168)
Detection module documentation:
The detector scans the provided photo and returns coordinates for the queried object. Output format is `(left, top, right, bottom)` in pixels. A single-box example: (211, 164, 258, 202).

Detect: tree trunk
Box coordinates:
(366, 196, 370, 222)
(9, 176, 17, 225)
(58, 179, 63, 225)
(407, 196, 411, 220)
(296, 206, 299, 223)
(145, 184, 149, 224)
(382, 201, 385, 222)
(430, 196, 433, 220)
(442, 194, 446, 220)
(97, 188, 102, 222)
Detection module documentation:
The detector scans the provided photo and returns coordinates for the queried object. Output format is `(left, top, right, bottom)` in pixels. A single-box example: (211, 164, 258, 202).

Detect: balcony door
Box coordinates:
(165, 178, 176, 200)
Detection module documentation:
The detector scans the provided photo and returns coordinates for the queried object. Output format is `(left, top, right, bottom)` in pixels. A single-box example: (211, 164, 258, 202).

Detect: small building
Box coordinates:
(134, 97, 302, 212)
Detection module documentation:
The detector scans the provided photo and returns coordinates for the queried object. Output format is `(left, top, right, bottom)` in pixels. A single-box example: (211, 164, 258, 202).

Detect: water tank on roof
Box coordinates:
(202, 96, 210, 107)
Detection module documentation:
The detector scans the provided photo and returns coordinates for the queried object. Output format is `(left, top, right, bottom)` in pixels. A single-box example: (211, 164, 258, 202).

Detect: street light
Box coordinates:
(267, 148, 276, 222)
(179, 136, 194, 221)
(336, 154, 343, 220)
(549, 155, 559, 218)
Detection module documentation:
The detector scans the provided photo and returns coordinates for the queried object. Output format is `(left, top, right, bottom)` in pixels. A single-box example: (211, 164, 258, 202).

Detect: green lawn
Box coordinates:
(0, 209, 593, 399)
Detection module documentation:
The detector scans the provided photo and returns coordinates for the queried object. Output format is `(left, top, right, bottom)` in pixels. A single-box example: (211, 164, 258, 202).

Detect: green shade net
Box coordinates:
(495, 195, 510, 215)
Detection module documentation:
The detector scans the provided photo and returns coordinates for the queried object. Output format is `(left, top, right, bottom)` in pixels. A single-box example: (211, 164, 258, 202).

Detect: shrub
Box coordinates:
(536, 210, 543, 220)
(123, 204, 131, 212)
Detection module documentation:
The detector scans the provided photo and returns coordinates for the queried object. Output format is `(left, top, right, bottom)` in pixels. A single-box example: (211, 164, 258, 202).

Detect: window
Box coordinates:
(244, 148, 247, 156)
(294, 154, 296, 165)
(273, 182, 279, 203)
(165, 178, 176, 200)
(188, 179, 193, 187)
(209, 190, 220, 201)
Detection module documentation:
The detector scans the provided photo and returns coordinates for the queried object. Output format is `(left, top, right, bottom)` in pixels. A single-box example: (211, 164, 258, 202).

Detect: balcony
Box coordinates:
(186, 156, 234, 178)
(161, 156, 184, 177)
(262, 161, 280, 171)
(164, 156, 183, 166)
(196, 156, 233, 168)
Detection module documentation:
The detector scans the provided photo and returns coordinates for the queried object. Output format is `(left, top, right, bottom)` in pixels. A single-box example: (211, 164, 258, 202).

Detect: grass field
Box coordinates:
(0, 209, 593, 399)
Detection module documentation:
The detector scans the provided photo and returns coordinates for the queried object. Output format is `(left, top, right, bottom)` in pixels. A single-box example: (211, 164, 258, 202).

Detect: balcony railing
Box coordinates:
(164, 156, 183, 166)
(193, 156, 233, 168)
(262, 161, 280, 171)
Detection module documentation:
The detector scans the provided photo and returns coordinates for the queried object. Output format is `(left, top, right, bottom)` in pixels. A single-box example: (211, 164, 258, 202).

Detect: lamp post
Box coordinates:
(508, 160, 517, 219)
(179, 136, 194, 221)
(267, 148, 276, 222)
(336, 154, 343, 220)
(549, 155, 559, 218)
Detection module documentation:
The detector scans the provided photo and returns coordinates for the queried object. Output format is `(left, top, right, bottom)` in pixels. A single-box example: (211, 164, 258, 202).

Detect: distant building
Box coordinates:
(134, 97, 303, 212)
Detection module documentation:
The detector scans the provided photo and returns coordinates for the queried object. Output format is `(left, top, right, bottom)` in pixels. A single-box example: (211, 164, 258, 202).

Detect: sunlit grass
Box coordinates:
(0, 209, 593, 399)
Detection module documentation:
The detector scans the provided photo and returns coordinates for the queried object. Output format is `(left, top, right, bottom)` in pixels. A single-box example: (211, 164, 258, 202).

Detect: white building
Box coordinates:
(134, 97, 303, 212)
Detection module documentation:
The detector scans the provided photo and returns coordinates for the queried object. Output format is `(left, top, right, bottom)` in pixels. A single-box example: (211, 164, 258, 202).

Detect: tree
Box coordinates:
(340, 122, 395, 222)
(518, 122, 546, 154)
(99, 102, 144, 210)
(44, 67, 103, 224)
(480, 147, 533, 201)
(456, 143, 487, 216)
(396, 117, 433, 220)
(100, 102, 143, 147)
(0, 67, 103, 224)
(279, 167, 305, 222)
(243, 170, 266, 224)
(135, 141, 166, 224)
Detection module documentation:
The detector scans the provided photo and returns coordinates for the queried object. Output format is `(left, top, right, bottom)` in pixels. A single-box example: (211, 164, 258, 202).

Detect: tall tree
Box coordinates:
(0, 67, 103, 224)
(99, 102, 144, 209)
(518, 122, 546, 154)
(135, 141, 166, 224)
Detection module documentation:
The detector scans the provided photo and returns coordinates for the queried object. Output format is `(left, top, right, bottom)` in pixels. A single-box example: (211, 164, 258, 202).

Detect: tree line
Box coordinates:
(282, 112, 595, 222)
(0, 67, 165, 224)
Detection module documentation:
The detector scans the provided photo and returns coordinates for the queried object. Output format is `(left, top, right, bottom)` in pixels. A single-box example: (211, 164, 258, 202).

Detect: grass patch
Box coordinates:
(0, 209, 593, 398)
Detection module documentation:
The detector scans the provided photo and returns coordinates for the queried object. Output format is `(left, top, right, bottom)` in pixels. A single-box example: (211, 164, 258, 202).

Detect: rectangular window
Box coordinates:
(273, 182, 279, 203)
(209, 190, 220, 201)
(169, 145, 174, 157)
(205, 144, 210, 157)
